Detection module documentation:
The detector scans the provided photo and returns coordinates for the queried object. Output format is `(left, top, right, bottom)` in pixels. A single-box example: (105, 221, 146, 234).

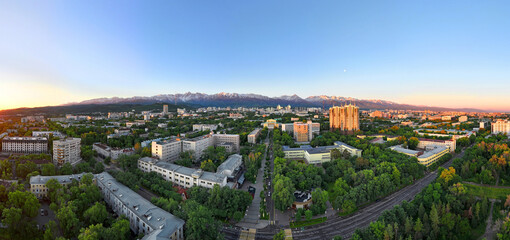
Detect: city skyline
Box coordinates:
(2, 1, 510, 111)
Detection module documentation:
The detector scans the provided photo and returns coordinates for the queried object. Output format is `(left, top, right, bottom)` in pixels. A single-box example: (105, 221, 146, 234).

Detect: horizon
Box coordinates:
(2, 1, 510, 111)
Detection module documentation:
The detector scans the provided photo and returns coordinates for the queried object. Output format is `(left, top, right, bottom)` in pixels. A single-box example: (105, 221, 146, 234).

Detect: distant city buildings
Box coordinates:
(93, 143, 135, 160)
(31, 131, 65, 138)
(53, 138, 81, 166)
(163, 104, 169, 114)
(1, 136, 48, 154)
(458, 116, 468, 122)
(492, 119, 510, 135)
(262, 119, 279, 129)
(192, 124, 218, 132)
(329, 104, 359, 134)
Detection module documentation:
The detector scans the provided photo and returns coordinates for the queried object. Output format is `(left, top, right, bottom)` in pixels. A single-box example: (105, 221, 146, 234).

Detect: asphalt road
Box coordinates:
(222, 146, 468, 240)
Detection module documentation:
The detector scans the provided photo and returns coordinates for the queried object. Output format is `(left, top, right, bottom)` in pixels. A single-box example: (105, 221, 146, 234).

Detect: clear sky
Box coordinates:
(1, 1, 509, 111)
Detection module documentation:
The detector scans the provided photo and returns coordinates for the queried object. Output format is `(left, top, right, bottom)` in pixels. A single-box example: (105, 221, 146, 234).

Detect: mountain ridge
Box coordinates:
(62, 92, 483, 112)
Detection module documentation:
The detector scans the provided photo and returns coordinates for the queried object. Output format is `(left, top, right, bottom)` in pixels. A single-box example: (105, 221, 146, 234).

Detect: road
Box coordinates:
(222, 145, 469, 240)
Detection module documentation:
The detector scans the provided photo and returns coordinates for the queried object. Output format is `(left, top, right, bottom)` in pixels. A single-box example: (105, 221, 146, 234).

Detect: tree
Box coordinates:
(200, 160, 216, 172)
(57, 203, 80, 238)
(311, 188, 328, 215)
(60, 163, 73, 175)
(414, 218, 423, 239)
(273, 230, 285, 240)
(46, 178, 63, 203)
(1, 207, 23, 236)
(94, 162, 105, 173)
(305, 209, 313, 220)
(295, 209, 302, 220)
(41, 163, 56, 176)
(107, 218, 131, 240)
(78, 223, 104, 240)
(43, 220, 59, 240)
(341, 200, 356, 214)
(7, 190, 40, 218)
(408, 137, 419, 150)
(272, 174, 295, 211)
(185, 203, 223, 240)
(84, 202, 108, 225)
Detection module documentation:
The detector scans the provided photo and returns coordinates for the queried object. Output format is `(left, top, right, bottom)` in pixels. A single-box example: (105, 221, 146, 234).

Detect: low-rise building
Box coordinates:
(262, 119, 279, 129)
(390, 145, 449, 167)
(30, 173, 87, 198)
(417, 138, 456, 153)
(32, 131, 65, 138)
(192, 124, 218, 132)
(96, 172, 185, 240)
(138, 157, 227, 189)
(93, 143, 135, 160)
(212, 134, 240, 153)
(1, 136, 48, 154)
(216, 154, 243, 178)
(283, 141, 362, 164)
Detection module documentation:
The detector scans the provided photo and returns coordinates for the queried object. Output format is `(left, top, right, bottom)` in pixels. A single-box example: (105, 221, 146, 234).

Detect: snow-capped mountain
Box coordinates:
(64, 92, 478, 111)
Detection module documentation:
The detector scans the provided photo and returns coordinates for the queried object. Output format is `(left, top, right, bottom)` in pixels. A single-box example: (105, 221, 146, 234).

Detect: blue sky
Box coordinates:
(1, 1, 510, 111)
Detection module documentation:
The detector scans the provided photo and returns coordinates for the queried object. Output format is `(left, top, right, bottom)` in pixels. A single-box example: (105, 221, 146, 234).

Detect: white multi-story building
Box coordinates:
(93, 143, 135, 160)
(390, 145, 449, 167)
(417, 138, 456, 153)
(492, 119, 510, 135)
(53, 138, 81, 166)
(152, 138, 182, 162)
(458, 116, 468, 122)
(282, 141, 362, 164)
(1, 137, 48, 154)
(182, 135, 212, 160)
(138, 157, 227, 189)
(96, 172, 185, 240)
(32, 131, 65, 138)
(212, 134, 240, 152)
(192, 124, 218, 132)
(247, 128, 262, 144)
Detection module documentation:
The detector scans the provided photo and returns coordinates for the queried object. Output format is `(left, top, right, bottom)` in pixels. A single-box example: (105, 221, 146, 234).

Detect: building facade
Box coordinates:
(30, 173, 87, 198)
(1, 137, 48, 154)
(293, 122, 310, 142)
(417, 138, 456, 153)
(329, 104, 359, 133)
(96, 172, 185, 240)
(152, 139, 182, 162)
(492, 119, 510, 135)
(138, 157, 227, 189)
(53, 138, 82, 166)
(247, 128, 262, 144)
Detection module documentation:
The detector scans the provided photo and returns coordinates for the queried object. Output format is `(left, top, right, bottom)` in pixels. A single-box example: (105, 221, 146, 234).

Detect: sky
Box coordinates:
(1, 1, 510, 111)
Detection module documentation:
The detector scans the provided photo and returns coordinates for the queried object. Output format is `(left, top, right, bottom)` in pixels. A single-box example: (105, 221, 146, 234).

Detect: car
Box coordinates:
(268, 191, 271, 197)
(40, 209, 45, 216)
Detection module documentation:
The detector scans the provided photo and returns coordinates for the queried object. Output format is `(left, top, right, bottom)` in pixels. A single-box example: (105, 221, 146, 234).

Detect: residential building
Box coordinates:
(329, 104, 359, 133)
(492, 119, 510, 135)
(247, 128, 262, 144)
(93, 143, 135, 160)
(163, 104, 168, 114)
(212, 134, 240, 153)
(182, 135, 212, 160)
(96, 172, 184, 240)
(1, 137, 48, 154)
(459, 116, 468, 122)
(53, 138, 82, 166)
(138, 157, 227, 189)
(30, 173, 87, 198)
(192, 124, 218, 132)
(152, 138, 182, 162)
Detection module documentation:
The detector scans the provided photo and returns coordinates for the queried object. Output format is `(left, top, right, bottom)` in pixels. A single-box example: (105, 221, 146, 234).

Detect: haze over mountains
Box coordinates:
(65, 92, 482, 112)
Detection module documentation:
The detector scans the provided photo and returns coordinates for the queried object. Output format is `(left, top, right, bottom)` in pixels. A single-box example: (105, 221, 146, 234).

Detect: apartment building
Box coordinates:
(53, 138, 82, 166)
(492, 119, 510, 135)
(192, 124, 218, 132)
(247, 128, 262, 144)
(93, 143, 135, 160)
(1, 136, 48, 154)
(138, 157, 227, 189)
(212, 134, 240, 152)
(30, 173, 87, 198)
(329, 104, 359, 133)
(96, 172, 185, 240)
(152, 138, 182, 162)
(182, 135, 212, 160)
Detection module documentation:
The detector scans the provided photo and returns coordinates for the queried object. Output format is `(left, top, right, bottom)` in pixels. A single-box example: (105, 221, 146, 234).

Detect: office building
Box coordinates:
(329, 104, 359, 134)
(182, 135, 212, 160)
(93, 143, 135, 160)
(390, 145, 449, 167)
(1, 137, 48, 154)
(492, 119, 510, 135)
(293, 122, 309, 142)
(248, 128, 262, 144)
(53, 138, 82, 166)
(212, 134, 240, 152)
(282, 141, 362, 164)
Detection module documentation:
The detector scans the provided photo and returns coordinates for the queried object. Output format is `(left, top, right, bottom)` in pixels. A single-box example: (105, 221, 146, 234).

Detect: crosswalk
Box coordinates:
(239, 229, 256, 240)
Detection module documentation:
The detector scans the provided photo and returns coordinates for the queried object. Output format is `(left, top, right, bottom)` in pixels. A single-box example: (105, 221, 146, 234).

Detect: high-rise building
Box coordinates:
(492, 119, 510, 135)
(329, 104, 359, 134)
(163, 104, 168, 114)
(53, 138, 81, 166)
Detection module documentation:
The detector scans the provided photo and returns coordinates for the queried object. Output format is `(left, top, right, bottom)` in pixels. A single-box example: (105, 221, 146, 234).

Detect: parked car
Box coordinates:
(40, 209, 45, 216)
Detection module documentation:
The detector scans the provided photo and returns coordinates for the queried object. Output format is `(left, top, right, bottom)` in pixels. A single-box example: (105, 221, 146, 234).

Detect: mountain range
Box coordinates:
(63, 92, 482, 112)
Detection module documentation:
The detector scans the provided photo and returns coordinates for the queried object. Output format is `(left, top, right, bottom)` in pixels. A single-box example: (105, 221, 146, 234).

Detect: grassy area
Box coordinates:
(290, 217, 327, 228)
(464, 183, 510, 199)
